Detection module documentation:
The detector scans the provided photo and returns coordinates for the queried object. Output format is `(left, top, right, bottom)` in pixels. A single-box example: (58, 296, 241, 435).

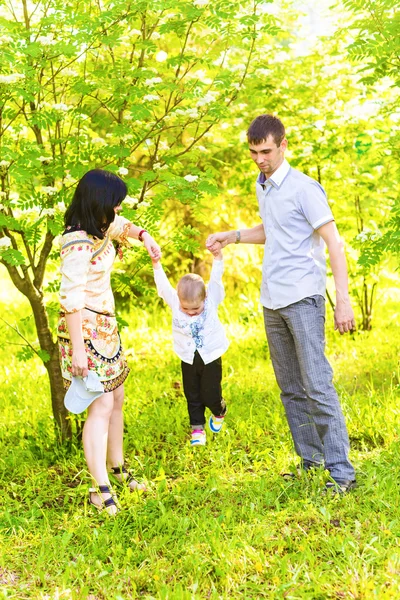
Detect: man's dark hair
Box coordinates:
(64, 169, 127, 238)
(247, 114, 285, 146)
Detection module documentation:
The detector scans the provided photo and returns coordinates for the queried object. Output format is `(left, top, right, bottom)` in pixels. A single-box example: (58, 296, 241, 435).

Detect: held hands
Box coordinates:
(206, 232, 230, 253)
(207, 240, 223, 260)
(151, 256, 161, 269)
(143, 232, 161, 261)
(334, 298, 356, 335)
(71, 347, 89, 378)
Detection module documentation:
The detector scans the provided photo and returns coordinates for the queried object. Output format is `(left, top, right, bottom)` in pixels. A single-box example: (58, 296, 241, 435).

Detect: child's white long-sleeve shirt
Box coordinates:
(153, 259, 229, 365)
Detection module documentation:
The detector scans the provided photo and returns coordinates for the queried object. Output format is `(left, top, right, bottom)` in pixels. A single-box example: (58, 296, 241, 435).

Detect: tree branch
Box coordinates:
(0, 315, 43, 360)
(34, 228, 55, 292)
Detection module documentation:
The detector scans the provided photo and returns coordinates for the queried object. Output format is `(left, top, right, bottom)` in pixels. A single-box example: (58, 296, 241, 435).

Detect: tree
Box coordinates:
(201, 27, 397, 329)
(342, 0, 400, 267)
(0, 0, 280, 437)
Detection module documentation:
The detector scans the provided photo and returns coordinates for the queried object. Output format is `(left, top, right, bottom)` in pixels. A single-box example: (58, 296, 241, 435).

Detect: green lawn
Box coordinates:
(1, 288, 400, 599)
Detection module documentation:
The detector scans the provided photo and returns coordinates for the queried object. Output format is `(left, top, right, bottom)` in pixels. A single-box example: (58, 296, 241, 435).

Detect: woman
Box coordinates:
(57, 169, 161, 514)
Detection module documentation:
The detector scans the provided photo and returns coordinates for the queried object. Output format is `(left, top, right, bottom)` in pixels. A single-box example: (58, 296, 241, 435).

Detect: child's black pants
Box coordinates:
(181, 351, 225, 428)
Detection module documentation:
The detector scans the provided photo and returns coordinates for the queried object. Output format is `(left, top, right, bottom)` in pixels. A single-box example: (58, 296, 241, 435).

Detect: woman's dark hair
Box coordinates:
(247, 114, 285, 146)
(64, 169, 127, 238)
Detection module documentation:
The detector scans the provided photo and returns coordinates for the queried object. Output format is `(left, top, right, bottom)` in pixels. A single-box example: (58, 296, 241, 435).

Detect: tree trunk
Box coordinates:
(2, 260, 72, 440)
(29, 293, 71, 440)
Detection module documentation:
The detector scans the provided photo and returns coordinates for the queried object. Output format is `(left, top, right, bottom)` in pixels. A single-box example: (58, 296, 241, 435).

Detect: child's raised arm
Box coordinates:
(152, 258, 178, 309)
(207, 247, 225, 305)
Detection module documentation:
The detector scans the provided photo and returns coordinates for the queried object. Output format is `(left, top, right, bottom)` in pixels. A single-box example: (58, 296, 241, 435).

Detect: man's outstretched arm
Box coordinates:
(206, 224, 266, 252)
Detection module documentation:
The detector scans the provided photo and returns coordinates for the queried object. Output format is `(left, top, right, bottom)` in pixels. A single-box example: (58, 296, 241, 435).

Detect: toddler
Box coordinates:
(152, 246, 229, 445)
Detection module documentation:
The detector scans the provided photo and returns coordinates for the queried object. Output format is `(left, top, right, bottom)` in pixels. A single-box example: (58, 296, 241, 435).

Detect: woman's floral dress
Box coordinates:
(58, 215, 131, 392)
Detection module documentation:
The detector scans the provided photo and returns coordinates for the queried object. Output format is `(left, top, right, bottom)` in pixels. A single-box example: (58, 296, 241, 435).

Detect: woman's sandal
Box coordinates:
(89, 484, 119, 514)
(110, 464, 147, 492)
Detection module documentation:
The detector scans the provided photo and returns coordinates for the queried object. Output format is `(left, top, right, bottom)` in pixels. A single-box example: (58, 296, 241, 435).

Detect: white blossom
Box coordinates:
(118, 167, 129, 176)
(38, 35, 56, 46)
(52, 103, 69, 111)
(57, 201, 66, 211)
(63, 68, 78, 77)
(0, 73, 25, 84)
(124, 195, 139, 207)
(155, 51, 168, 62)
(0, 160, 10, 167)
(130, 29, 142, 36)
(194, 0, 209, 6)
(314, 119, 326, 131)
(145, 77, 162, 86)
(42, 208, 56, 216)
(143, 94, 159, 102)
(38, 156, 53, 162)
(91, 137, 106, 145)
(63, 173, 75, 184)
(0, 236, 12, 248)
(153, 162, 168, 171)
(196, 92, 218, 107)
(41, 186, 57, 195)
(123, 114, 133, 120)
(184, 174, 198, 182)
(185, 108, 199, 118)
(151, 32, 161, 40)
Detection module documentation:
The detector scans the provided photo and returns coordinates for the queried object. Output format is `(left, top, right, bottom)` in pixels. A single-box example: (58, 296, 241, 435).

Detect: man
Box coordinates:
(206, 114, 356, 493)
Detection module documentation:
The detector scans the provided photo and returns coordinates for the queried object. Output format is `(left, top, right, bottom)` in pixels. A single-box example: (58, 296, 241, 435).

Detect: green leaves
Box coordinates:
(342, 0, 400, 87)
(173, 225, 201, 253)
(15, 346, 50, 363)
(0, 0, 277, 369)
(0, 248, 26, 267)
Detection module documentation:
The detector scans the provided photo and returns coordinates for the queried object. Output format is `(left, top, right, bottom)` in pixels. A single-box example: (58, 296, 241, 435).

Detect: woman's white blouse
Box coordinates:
(59, 215, 131, 315)
(153, 259, 229, 365)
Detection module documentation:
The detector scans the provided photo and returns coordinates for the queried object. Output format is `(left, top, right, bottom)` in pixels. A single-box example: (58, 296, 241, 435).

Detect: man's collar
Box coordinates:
(257, 159, 290, 189)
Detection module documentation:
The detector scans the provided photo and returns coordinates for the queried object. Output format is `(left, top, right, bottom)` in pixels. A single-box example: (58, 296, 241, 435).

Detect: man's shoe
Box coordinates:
(281, 461, 323, 479)
(190, 429, 206, 446)
(325, 479, 357, 495)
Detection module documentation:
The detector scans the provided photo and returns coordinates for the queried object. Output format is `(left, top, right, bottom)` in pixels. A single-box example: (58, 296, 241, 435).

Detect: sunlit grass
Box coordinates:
(1, 271, 400, 599)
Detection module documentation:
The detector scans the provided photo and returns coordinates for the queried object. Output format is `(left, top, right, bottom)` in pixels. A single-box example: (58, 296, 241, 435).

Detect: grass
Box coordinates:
(1, 277, 400, 599)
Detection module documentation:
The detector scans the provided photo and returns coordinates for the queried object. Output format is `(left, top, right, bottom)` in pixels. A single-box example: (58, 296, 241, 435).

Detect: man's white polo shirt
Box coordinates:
(256, 159, 334, 310)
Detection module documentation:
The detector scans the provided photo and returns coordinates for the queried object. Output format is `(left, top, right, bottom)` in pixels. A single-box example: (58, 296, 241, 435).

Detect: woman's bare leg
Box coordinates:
(107, 384, 146, 491)
(83, 391, 118, 514)
(107, 384, 125, 467)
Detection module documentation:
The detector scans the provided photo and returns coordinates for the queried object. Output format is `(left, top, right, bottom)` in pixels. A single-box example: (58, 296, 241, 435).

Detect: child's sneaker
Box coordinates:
(209, 413, 226, 433)
(190, 429, 206, 446)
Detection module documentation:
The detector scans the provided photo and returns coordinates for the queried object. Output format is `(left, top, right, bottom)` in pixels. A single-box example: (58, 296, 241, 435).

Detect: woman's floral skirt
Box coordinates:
(57, 308, 130, 392)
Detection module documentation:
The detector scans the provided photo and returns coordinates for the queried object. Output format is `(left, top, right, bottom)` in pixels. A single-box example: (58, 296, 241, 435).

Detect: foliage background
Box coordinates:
(0, 0, 400, 597)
